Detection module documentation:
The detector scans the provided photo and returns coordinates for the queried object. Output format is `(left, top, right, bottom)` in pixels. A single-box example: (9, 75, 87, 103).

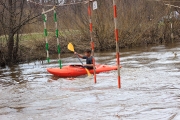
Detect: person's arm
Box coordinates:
(74, 52, 84, 58)
(83, 64, 93, 67)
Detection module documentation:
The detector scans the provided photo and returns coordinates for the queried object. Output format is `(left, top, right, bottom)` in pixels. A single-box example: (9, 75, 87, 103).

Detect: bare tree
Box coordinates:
(0, 0, 41, 64)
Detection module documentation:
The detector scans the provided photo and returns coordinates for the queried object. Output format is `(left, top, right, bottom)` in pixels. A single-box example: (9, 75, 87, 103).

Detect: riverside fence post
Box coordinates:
(88, 0, 96, 83)
(113, 0, 121, 88)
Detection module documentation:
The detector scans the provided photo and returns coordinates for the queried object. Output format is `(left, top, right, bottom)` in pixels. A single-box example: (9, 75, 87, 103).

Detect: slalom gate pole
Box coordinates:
(113, 0, 121, 88)
(42, 9, 50, 63)
(54, 9, 62, 69)
(88, 1, 96, 83)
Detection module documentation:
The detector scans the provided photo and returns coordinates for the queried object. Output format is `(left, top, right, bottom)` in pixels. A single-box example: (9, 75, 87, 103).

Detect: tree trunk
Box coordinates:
(13, 32, 19, 63)
(7, 0, 14, 64)
(7, 33, 14, 64)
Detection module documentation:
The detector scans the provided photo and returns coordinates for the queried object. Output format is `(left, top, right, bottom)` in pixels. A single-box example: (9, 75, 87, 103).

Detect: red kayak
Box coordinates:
(47, 65, 117, 77)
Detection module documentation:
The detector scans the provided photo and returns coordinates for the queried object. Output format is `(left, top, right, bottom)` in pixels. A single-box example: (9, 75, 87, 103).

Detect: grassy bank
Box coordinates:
(1, 30, 180, 67)
(1, 18, 180, 67)
(0, 30, 80, 42)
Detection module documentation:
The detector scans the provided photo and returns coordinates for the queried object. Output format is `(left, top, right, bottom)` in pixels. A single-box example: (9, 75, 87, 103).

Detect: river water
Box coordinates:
(0, 43, 180, 120)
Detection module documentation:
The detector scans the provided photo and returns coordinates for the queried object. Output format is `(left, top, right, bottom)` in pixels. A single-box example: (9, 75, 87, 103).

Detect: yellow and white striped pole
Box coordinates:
(113, 0, 121, 88)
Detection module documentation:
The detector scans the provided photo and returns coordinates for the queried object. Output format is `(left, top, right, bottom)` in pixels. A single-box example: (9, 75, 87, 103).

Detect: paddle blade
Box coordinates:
(85, 68, 91, 76)
(68, 43, 74, 52)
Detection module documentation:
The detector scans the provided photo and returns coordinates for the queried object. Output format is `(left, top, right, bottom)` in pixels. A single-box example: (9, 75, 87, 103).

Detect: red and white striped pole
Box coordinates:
(113, 0, 121, 88)
(88, 0, 96, 83)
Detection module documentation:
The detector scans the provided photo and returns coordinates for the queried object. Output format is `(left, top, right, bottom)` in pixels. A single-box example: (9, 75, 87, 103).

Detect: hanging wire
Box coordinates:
(27, 0, 89, 7)
(164, 4, 180, 9)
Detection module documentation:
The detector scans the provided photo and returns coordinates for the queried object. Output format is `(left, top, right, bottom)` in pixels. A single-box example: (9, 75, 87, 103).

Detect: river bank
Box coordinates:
(0, 35, 180, 67)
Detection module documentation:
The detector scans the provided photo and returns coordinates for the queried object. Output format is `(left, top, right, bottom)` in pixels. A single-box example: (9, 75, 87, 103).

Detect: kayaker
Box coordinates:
(74, 49, 93, 69)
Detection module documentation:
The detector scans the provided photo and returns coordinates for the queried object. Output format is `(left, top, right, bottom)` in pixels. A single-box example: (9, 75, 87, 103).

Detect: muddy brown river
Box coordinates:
(0, 43, 180, 120)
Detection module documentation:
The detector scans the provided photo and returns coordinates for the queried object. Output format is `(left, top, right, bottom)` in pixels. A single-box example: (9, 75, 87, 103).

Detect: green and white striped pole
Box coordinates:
(42, 9, 50, 63)
(54, 9, 62, 69)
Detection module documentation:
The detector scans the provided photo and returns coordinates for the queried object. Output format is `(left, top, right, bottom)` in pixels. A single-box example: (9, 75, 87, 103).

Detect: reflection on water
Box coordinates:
(0, 42, 180, 120)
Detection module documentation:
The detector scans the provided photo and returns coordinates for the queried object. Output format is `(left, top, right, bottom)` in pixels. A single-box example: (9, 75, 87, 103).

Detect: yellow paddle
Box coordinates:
(68, 43, 91, 76)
